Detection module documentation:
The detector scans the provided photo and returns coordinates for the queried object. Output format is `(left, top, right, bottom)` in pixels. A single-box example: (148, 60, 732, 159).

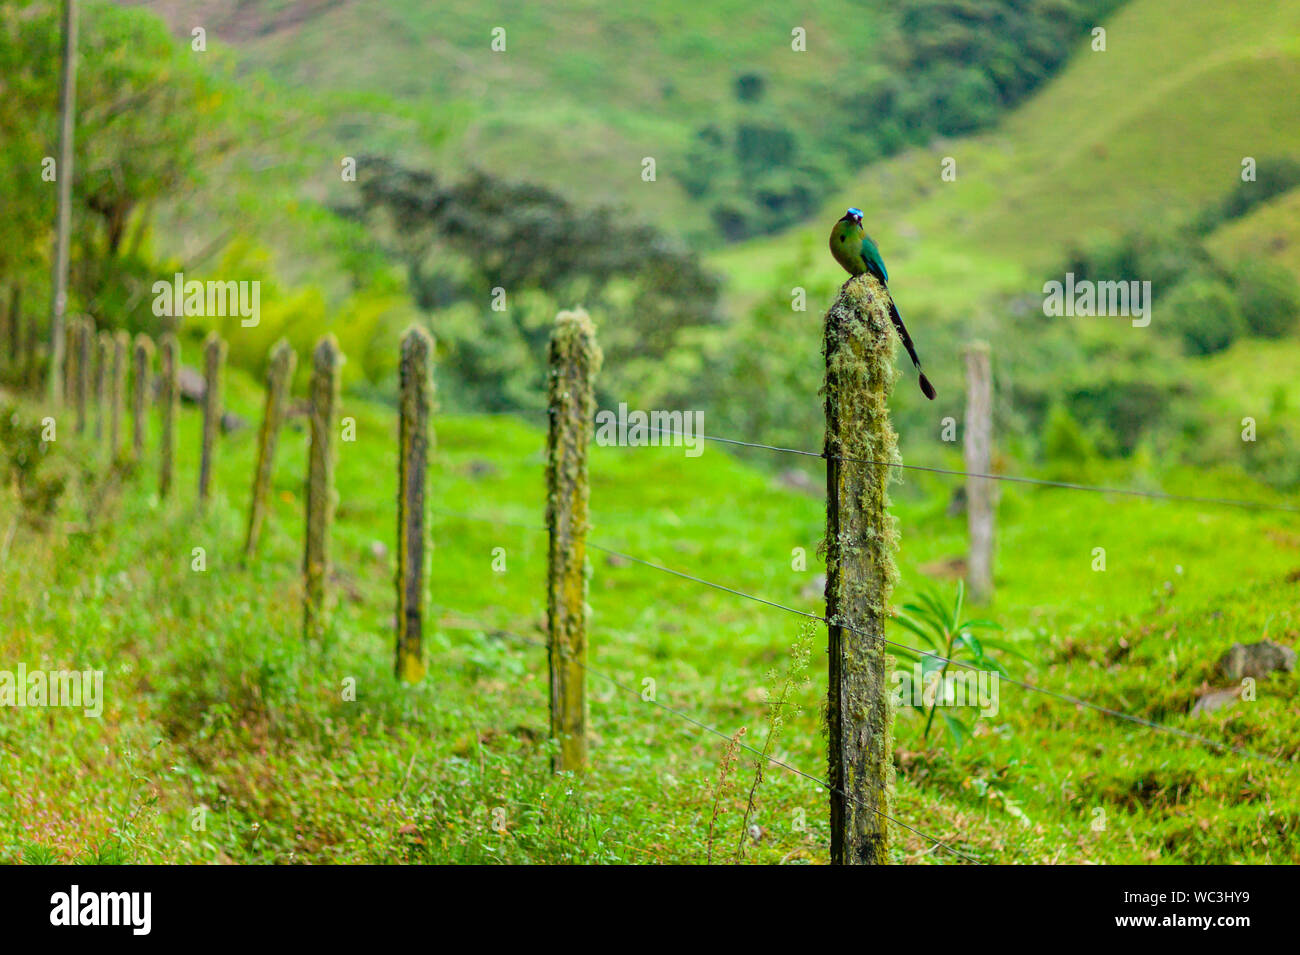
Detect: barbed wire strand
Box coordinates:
(429, 601, 982, 864)
(636, 425, 1300, 515)
(429, 507, 1294, 769)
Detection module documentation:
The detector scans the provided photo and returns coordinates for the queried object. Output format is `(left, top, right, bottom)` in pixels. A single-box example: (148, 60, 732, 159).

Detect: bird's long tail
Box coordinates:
(888, 299, 937, 400)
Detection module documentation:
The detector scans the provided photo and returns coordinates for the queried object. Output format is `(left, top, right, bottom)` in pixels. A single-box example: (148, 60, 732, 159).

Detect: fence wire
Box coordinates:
(430, 602, 982, 864)
(430, 507, 1295, 770)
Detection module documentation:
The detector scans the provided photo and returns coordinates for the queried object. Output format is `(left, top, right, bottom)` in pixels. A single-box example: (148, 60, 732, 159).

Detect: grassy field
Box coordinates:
(2, 351, 1298, 864)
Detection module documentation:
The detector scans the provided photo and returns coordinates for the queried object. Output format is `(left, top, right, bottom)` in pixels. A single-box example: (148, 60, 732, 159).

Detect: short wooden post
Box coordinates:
(243, 339, 297, 560)
(964, 342, 995, 603)
(303, 335, 341, 642)
(109, 330, 128, 459)
(823, 274, 898, 865)
(395, 326, 434, 682)
(198, 332, 226, 506)
(158, 333, 179, 499)
(0, 286, 12, 370)
(131, 334, 153, 461)
(9, 289, 24, 377)
(546, 308, 602, 772)
(93, 331, 110, 444)
(74, 320, 90, 434)
(62, 316, 77, 406)
(23, 309, 41, 390)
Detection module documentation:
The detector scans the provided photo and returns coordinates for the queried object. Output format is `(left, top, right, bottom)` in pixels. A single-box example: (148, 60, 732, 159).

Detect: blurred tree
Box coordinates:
(354, 159, 720, 409)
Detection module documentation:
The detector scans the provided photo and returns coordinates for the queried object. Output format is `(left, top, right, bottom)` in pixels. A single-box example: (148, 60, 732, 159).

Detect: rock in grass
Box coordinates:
(1215, 640, 1296, 683)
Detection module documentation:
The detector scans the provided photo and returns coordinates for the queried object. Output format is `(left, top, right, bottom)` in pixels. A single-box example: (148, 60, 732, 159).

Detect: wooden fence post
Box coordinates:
(23, 309, 40, 390)
(198, 332, 226, 506)
(62, 316, 77, 406)
(131, 334, 153, 461)
(74, 320, 90, 434)
(303, 336, 341, 642)
(0, 286, 12, 371)
(93, 331, 110, 444)
(110, 330, 127, 459)
(243, 339, 297, 561)
(158, 333, 179, 499)
(395, 327, 434, 682)
(964, 342, 995, 603)
(823, 274, 898, 865)
(546, 308, 602, 773)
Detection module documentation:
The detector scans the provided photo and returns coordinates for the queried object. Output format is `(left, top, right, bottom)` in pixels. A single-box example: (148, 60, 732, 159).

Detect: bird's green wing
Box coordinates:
(860, 234, 889, 284)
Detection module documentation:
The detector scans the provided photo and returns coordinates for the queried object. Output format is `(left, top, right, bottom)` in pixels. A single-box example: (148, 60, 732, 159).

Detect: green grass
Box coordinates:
(2, 354, 1298, 864)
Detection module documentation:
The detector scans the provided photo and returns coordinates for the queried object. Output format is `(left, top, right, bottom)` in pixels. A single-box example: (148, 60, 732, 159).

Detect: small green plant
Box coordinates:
(736, 622, 814, 861)
(890, 581, 1019, 748)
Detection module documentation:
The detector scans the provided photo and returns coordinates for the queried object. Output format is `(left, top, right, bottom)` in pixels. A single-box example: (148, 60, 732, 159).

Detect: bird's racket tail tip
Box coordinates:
(919, 373, 937, 401)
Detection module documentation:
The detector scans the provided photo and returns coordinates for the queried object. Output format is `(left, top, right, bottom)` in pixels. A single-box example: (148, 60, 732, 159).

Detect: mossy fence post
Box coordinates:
(131, 334, 153, 461)
(823, 274, 898, 865)
(158, 333, 179, 499)
(62, 316, 77, 406)
(395, 327, 434, 682)
(75, 319, 90, 435)
(546, 308, 602, 773)
(93, 331, 110, 445)
(1, 286, 14, 372)
(109, 330, 127, 459)
(303, 335, 341, 642)
(243, 338, 297, 561)
(964, 342, 995, 603)
(198, 332, 226, 506)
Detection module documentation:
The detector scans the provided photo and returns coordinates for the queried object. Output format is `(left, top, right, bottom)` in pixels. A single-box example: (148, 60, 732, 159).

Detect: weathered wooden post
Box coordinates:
(823, 274, 898, 865)
(303, 336, 341, 642)
(198, 332, 226, 506)
(546, 308, 602, 772)
(109, 330, 128, 459)
(158, 333, 179, 499)
(131, 334, 153, 461)
(75, 319, 90, 434)
(964, 342, 995, 604)
(62, 316, 77, 406)
(23, 310, 41, 390)
(93, 331, 110, 444)
(243, 339, 297, 560)
(0, 286, 12, 371)
(395, 326, 434, 682)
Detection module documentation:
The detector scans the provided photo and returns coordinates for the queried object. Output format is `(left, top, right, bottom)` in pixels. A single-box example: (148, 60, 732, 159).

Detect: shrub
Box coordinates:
(1162, 278, 1246, 355)
(1228, 260, 1300, 339)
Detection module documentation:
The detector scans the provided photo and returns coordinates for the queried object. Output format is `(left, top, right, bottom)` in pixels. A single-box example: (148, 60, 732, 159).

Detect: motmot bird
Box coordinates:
(829, 208, 936, 400)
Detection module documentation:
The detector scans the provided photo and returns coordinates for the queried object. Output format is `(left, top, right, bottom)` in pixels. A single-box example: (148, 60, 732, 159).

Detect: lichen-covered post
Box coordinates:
(0, 286, 13, 371)
(93, 331, 110, 444)
(131, 334, 153, 461)
(303, 335, 341, 642)
(823, 274, 898, 865)
(198, 332, 226, 506)
(62, 316, 78, 406)
(109, 330, 128, 459)
(158, 333, 179, 499)
(964, 342, 995, 603)
(395, 327, 435, 682)
(546, 308, 602, 773)
(75, 319, 91, 434)
(243, 339, 297, 561)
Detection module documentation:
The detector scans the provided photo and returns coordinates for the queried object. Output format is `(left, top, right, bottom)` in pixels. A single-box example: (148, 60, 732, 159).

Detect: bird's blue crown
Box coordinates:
(846, 207, 863, 218)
